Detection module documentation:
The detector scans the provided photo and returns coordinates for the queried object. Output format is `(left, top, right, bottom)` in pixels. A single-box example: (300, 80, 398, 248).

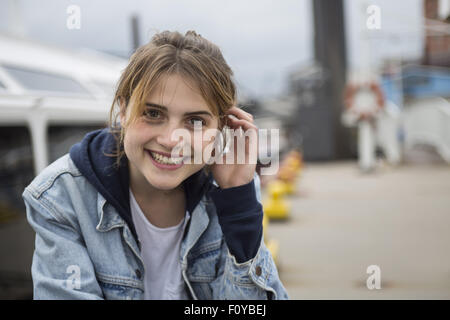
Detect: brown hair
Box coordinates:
(107, 30, 237, 168)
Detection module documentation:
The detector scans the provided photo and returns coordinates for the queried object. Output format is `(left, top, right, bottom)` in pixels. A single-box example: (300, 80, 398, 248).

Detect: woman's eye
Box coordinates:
(188, 117, 206, 127)
(144, 109, 161, 119)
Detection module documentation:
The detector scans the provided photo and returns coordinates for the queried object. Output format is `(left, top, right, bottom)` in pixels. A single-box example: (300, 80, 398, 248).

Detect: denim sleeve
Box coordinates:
(23, 188, 104, 300)
(209, 175, 263, 263)
(209, 173, 289, 300)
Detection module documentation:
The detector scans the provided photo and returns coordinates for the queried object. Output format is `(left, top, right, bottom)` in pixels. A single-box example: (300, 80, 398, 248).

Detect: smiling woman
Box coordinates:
(22, 30, 288, 300)
(121, 73, 221, 194)
(109, 30, 236, 168)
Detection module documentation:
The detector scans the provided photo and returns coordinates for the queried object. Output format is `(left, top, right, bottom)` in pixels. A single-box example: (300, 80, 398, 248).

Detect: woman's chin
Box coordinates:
(146, 176, 182, 191)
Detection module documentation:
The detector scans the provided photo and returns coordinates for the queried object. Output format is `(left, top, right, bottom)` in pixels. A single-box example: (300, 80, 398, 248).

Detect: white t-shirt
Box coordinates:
(129, 188, 190, 300)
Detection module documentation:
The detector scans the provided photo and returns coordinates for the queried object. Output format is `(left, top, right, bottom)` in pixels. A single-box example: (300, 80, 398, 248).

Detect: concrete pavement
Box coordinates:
(264, 161, 450, 299)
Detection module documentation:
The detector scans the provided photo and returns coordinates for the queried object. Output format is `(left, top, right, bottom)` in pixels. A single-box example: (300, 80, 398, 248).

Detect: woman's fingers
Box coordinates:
(226, 116, 258, 146)
(227, 116, 257, 132)
(223, 107, 258, 160)
(227, 106, 254, 123)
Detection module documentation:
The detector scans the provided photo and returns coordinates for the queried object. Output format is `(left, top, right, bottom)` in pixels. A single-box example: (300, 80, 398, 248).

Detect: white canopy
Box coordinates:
(0, 33, 127, 174)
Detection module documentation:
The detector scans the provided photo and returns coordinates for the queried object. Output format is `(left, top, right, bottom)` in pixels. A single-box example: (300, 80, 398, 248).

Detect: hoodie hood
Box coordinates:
(69, 128, 213, 242)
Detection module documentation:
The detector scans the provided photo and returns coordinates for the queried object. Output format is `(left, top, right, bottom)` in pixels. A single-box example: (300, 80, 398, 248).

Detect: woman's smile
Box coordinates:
(146, 149, 185, 170)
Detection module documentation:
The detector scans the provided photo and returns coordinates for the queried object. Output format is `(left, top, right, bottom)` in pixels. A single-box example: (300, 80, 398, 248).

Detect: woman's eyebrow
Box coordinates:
(145, 102, 213, 118)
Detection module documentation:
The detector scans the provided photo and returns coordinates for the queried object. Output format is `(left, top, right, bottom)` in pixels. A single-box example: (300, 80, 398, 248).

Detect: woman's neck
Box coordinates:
(129, 164, 186, 228)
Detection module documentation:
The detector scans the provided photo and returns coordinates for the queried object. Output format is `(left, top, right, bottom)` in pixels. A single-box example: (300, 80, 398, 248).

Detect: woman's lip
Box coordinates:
(146, 150, 184, 170)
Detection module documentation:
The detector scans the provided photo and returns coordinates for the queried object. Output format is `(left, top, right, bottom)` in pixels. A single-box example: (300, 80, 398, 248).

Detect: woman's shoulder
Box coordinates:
(23, 153, 89, 201)
(22, 153, 102, 228)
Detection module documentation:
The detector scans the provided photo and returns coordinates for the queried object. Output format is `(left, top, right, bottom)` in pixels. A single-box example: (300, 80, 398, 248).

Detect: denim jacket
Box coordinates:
(22, 129, 289, 300)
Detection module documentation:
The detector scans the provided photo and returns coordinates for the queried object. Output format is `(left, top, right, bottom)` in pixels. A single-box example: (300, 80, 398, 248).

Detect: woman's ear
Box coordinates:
(218, 114, 228, 131)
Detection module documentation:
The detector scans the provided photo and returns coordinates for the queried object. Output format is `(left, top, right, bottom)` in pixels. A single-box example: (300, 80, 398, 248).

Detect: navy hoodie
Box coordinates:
(69, 128, 263, 263)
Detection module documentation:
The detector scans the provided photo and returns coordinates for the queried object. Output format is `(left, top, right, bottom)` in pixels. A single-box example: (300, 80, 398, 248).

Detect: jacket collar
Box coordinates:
(96, 189, 212, 265)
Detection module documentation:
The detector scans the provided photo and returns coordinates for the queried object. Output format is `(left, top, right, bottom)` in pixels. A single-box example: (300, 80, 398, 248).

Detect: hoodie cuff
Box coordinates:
(209, 179, 263, 263)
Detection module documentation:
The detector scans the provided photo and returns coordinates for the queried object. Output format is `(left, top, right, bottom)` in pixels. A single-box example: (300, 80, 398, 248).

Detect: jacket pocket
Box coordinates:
(186, 240, 222, 282)
(96, 272, 144, 300)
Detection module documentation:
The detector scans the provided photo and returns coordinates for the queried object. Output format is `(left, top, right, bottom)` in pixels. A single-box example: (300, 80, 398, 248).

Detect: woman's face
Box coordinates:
(121, 73, 219, 191)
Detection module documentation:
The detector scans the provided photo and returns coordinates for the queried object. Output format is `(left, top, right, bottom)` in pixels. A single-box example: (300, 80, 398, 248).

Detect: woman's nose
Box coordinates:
(155, 123, 184, 150)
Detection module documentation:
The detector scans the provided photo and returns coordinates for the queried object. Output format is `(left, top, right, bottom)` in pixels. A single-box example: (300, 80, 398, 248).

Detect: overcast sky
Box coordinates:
(0, 0, 424, 99)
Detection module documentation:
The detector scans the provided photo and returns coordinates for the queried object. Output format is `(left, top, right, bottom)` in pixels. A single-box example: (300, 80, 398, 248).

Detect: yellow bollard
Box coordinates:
(262, 212, 269, 242)
(286, 157, 301, 175)
(262, 179, 290, 220)
(291, 150, 303, 175)
(262, 212, 280, 268)
(281, 180, 295, 195)
(276, 150, 304, 195)
(277, 165, 297, 195)
(266, 238, 280, 269)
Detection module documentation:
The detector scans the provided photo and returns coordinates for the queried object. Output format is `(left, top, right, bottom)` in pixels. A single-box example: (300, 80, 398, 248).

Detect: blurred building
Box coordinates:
(378, 0, 450, 165)
(284, 0, 354, 161)
(284, 0, 450, 162)
(423, 0, 450, 67)
(381, 0, 450, 104)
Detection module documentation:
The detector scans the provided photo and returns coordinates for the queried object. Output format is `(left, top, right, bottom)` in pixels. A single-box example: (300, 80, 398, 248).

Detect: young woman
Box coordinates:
(23, 30, 288, 300)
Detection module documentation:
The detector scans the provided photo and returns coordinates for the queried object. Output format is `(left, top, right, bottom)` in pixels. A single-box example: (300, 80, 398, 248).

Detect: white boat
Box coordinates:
(0, 32, 126, 298)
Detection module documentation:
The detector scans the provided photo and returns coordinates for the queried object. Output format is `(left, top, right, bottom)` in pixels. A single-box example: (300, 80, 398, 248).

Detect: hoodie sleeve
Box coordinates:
(208, 173, 263, 264)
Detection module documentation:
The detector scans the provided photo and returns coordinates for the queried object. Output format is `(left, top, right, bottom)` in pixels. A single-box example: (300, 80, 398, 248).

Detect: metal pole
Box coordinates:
(312, 0, 351, 159)
(131, 14, 141, 52)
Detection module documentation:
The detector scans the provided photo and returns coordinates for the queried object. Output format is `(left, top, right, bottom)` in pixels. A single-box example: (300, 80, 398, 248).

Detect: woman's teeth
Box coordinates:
(150, 151, 183, 165)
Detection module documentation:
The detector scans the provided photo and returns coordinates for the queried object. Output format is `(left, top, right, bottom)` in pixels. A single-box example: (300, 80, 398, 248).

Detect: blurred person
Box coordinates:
(22, 30, 288, 300)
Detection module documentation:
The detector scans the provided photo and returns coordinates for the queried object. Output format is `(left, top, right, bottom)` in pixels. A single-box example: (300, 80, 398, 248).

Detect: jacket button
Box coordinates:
(255, 266, 262, 276)
(135, 269, 142, 279)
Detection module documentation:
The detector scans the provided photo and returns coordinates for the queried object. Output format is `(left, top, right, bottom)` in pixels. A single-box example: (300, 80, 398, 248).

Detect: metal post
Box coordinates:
(131, 14, 141, 52)
(312, 0, 351, 159)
